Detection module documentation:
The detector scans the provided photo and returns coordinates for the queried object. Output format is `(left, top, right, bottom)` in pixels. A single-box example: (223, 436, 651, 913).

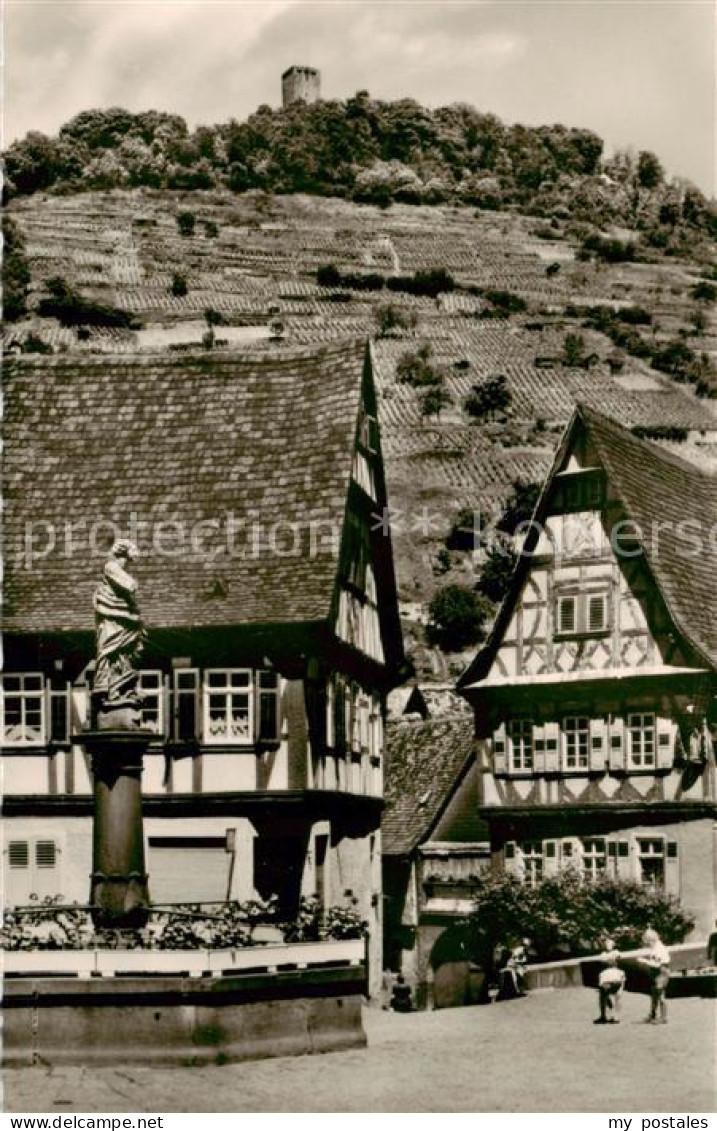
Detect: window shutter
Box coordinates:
(588, 593, 607, 633)
(532, 723, 546, 773)
(665, 840, 679, 896)
(608, 715, 626, 771)
(35, 841, 57, 868)
(589, 717, 608, 772)
(8, 841, 29, 868)
(326, 680, 335, 748)
(616, 839, 631, 879)
(656, 717, 675, 769)
(558, 595, 576, 634)
(544, 840, 559, 874)
(544, 722, 560, 772)
(492, 723, 507, 775)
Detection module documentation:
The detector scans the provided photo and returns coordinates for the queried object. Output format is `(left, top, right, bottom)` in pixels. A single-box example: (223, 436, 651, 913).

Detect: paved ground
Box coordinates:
(4, 989, 715, 1113)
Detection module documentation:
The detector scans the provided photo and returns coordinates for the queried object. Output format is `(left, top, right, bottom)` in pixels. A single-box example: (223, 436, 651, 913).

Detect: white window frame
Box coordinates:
(508, 719, 533, 772)
(203, 669, 254, 746)
(1, 674, 46, 747)
(563, 716, 590, 770)
(521, 841, 543, 888)
(637, 837, 665, 892)
(627, 712, 656, 769)
(581, 837, 607, 881)
(138, 670, 165, 737)
(555, 589, 611, 638)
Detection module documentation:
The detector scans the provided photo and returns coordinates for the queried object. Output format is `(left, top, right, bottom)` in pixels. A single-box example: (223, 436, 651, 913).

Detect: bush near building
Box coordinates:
(468, 870, 695, 967)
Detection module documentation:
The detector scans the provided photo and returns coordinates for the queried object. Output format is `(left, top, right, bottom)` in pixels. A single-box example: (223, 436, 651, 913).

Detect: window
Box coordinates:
(358, 406, 379, 454)
(521, 842, 543, 887)
(555, 590, 610, 637)
(508, 719, 533, 772)
(139, 671, 164, 736)
(5, 839, 60, 903)
(627, 713, 656, 768)
(563, 717, 590, 770)
(49, 683, 70, 744)
(257, 671, 279, 743)
(1, 674, 45, 746)
(203, 670, 253, 744)
(638, 839, 664, 892)
(582, 838, 607, 880)
(173, 669, 199, 742)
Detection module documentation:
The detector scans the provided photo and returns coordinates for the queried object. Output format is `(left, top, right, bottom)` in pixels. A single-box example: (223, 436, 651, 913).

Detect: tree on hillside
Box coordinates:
(496, 480, 542, 536)
(2, 216, 31, 321)
(464, 375, 511, 421)
(562, 332, 587, 367)
(427, 584, 492, 652)
(637, 150, 664, 190)
(420, 383, 452, 421)
(475, 539, 518, 604)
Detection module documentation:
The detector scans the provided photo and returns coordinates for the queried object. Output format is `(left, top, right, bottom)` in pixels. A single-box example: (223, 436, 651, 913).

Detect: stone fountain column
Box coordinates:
(80, 708, 155, 929)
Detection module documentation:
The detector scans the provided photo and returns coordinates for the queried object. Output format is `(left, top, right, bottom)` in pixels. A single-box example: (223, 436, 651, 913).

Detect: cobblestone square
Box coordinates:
(5, 989, 715, 1113)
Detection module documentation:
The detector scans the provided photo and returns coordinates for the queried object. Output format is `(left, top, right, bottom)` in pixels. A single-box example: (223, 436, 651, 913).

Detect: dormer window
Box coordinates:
(555, 589, 610, 638)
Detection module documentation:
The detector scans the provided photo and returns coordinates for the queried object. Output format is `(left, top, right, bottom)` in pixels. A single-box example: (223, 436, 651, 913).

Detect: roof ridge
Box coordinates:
(5, 338, 368, 370)
(575, 400, 716, 482)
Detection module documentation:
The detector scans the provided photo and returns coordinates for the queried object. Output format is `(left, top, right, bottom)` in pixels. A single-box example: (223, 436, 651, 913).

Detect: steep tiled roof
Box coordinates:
(579, 404, 717, 666)
(383, 715, 476, 856)
(3, 342, 367, 634)
(459, 404, 717, 689)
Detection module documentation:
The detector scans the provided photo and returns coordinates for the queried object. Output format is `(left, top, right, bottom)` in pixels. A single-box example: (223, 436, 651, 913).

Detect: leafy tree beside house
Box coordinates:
(467, 870, 694, 969)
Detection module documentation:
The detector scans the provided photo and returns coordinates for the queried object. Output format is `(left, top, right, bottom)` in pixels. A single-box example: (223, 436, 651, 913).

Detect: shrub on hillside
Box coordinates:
(375, 303, 416, 336)
(177, 210, 196, 237)
(395, 344, 442, 388)
(37, 276, 140, 328)
(170, 273, 188, 297)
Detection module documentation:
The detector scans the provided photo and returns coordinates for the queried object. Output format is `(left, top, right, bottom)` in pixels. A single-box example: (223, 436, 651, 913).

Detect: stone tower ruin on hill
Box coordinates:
(282, 66, 321, 107)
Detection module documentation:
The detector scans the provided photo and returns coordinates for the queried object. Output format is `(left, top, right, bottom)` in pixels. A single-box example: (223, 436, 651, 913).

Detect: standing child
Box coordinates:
(594, 938, 626, 1024)
(639, 928, 671, 1024)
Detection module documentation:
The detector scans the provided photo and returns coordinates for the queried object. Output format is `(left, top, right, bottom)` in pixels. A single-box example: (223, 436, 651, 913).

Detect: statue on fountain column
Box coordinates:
(93, 539, 147, 728)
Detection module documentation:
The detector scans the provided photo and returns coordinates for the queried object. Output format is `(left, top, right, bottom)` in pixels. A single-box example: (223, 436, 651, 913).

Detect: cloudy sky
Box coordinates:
(5, 0, 715, 194)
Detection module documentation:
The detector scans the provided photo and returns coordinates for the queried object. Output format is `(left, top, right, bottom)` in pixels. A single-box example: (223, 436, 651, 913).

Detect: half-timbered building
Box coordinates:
(2, 341, 404, 988)
(458, 405, 716, 936)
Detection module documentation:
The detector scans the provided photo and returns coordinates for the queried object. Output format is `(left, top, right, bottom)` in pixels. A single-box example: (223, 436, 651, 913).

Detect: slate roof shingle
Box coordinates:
(3, 341, 368, 634)
(382, 715, 476, 856)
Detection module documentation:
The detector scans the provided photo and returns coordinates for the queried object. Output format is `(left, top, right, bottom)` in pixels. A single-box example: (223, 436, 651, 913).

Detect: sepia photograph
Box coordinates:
(2, 0, 716, 1119)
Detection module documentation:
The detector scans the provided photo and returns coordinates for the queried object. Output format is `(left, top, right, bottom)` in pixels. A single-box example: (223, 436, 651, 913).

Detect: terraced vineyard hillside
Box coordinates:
(6, 189, 716, 674)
